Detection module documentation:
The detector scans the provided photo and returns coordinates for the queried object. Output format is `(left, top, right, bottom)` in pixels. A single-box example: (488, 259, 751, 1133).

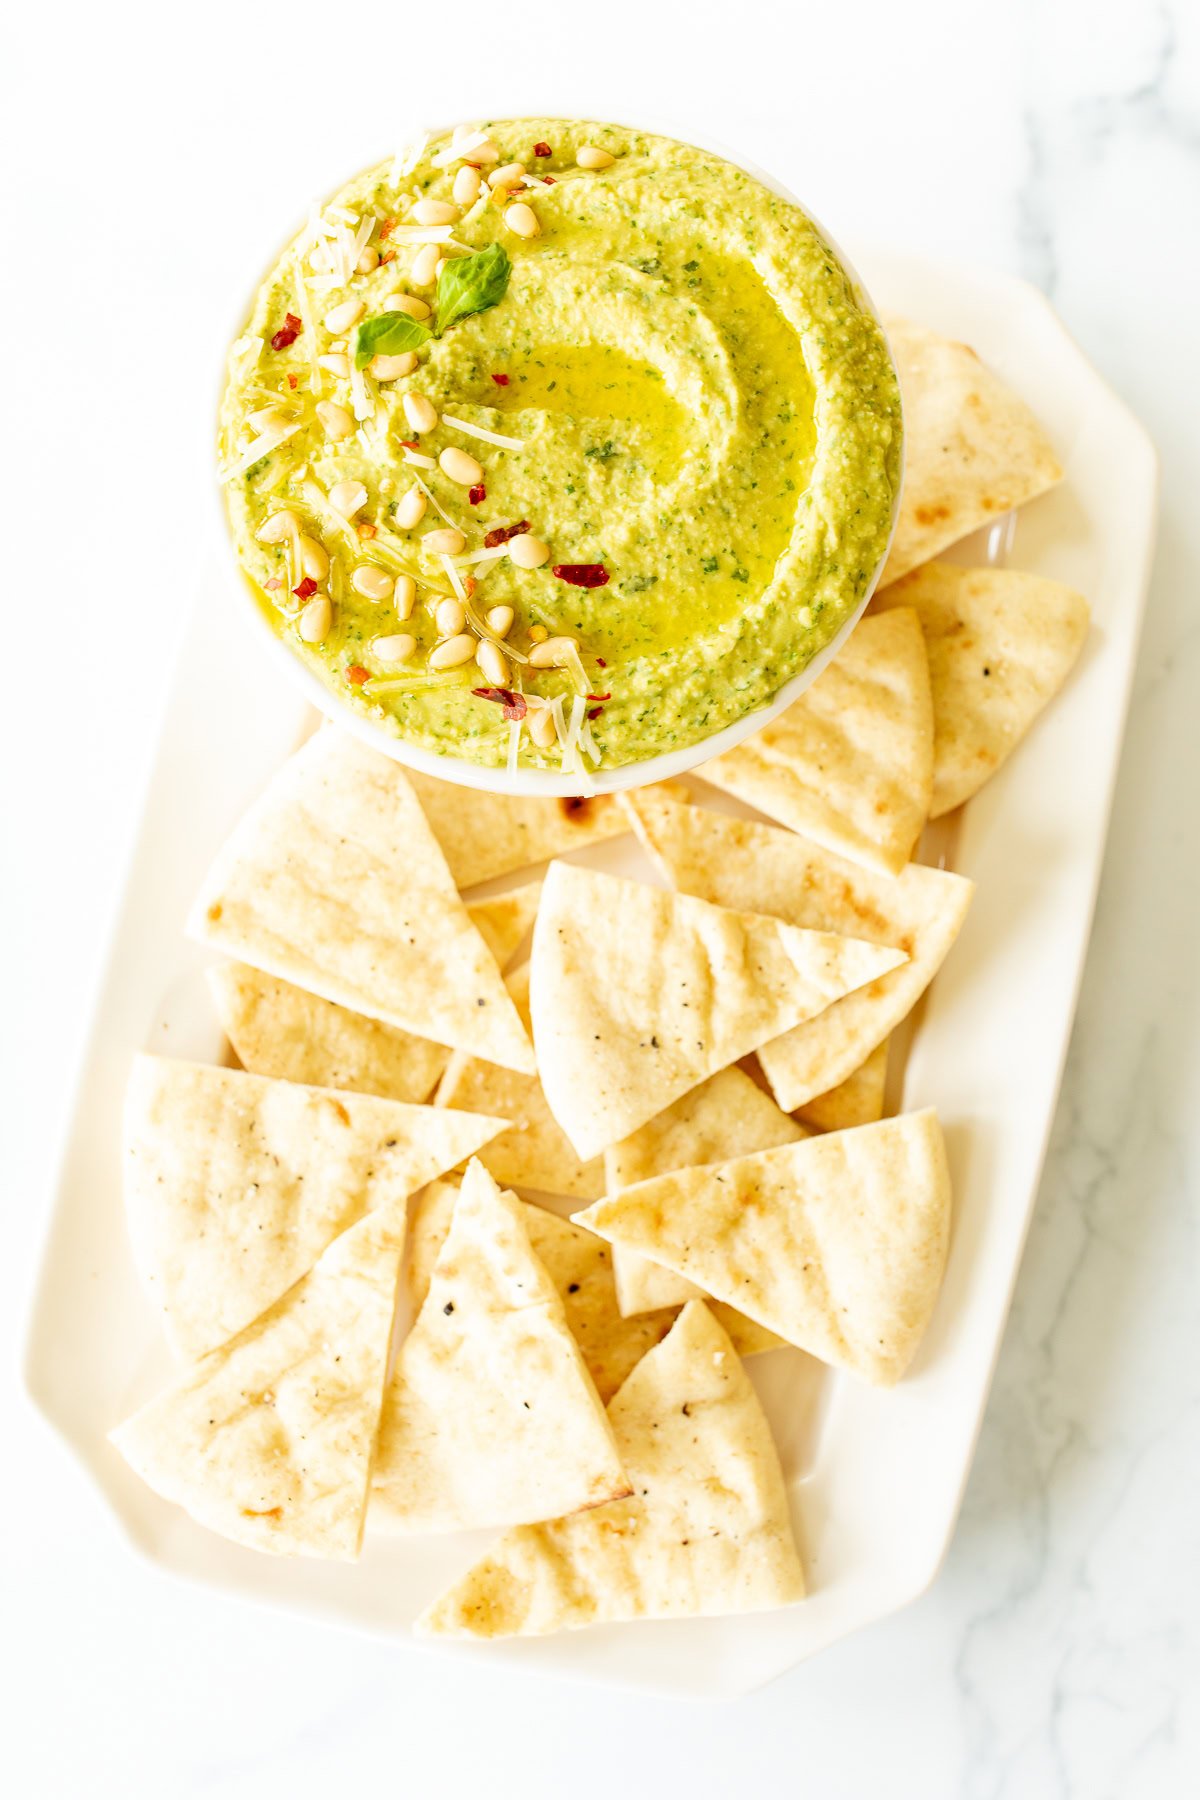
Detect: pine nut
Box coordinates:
(507, 532, 550, 569)
(476, 639, 510, 686)
(438, 446, 484, 486)
(529, 705, 557, 748)
(465, 139, 500, 166)
(505, 202, 540, 239)
(369, 351, 418, 381)
(316, 400, 355, 440)
(318, 352, 350, 378)
(256, 510, 299, 544)
(373, 633, 416, 664)
(528, 623, 549, 643)
(435, 597, 466, 636)
(299, 535, 329, 581)
(352, 564, 394, 601)
(411, 243, 440, 286)
(403, 392, 439, 434)
(310, 242, 332, 272)
(393, 575, 417, 620)
(328, 480, 368, 517)
(485, 604, 514, 638)
(428, 632, 476, 669)
(357, 246, 380, 274)
(323, 298, 365, 334)
(298, 595, 332, 643)
(577, 145, 616, 170)
(488, 161, 526, 191)
(453, 165, 482, 206)
(527, 635, 577, 668)
(382, 292, 431, 320)
(423, 526, 466, 556)
(394, 488, 427, 530)
(413, 198, 458, 225)
(434, 257, 448, 279)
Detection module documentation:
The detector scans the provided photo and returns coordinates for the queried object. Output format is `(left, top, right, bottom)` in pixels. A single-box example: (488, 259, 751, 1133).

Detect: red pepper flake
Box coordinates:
(380, 248, 396, 264)
(468, 483, 486, 505)
(542, 175, 557, 185)
(595, 656, 607, 667)
(357, 522, 377, 539)
(587, 705, 605, 720)
(552, 562, 610, 588)
(472, 686, 528, 721)
(484, 519, 532, 549)
(400, 438, 420, 450)
(347, 664, 370, 686)
(264, 577, 283, 591)
(464, 577, 477, 599)
(491, 372, 510, 387)
(270, 312, 302, 352)
(287, 372, 298, 390)
(533, 141, 552, 158)
(585, 691, 611, 703)
(292, 575, 318, 601)
(379, 218, 396, 239)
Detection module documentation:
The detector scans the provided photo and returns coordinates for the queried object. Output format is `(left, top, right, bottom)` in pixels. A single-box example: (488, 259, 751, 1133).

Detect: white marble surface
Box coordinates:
(3, 1, 1197, 1793)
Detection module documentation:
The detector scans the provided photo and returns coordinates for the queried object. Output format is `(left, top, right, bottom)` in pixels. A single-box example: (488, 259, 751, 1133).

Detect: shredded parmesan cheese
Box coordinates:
(219, 421, 303, 483)
(506, 719, 523, 774)
(391, 137, 429, 184)
(439, 553, 467, 601)
(387, 224, 455, 244)
(411, 473, 461, 529)
(401, 448, 438, 470)
(441, 414, 525, 451)
(432, 129, 488, 168)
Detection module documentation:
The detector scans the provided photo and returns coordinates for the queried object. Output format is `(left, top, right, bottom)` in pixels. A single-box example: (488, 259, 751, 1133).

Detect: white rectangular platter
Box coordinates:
(23, 248, 1157, 1697)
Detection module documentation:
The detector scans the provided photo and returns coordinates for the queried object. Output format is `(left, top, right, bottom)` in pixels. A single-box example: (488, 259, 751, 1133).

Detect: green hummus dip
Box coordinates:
(220, 119, 901, 773)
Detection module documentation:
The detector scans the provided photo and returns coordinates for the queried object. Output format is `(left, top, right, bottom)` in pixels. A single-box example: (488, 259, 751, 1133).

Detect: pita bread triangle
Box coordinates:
(624, 788, 972, 1112)
(206, 884, 540, 1108)
(188, 727, 534, 1072)
(796, 1037, 890, 1133)
(575, 1110, 952, 1386)
(417, 1300, 805, 1638)
(530, 860, 906, 1161)
(871, 562, 1089, 816)
(877, 317, 1063, 587)
(124, 1055, 508, 1359)
(699, 609, 934, 875)
(111, 1195, 407, 1561)
(370, 1160, 630, 1532)
(406, 769, 630, 888)
(605, 1067, 804, 1334)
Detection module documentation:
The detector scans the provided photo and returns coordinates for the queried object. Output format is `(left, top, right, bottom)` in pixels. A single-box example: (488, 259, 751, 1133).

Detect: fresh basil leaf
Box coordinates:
(435, 243, 512, 335)
(353, 311, 432, 369)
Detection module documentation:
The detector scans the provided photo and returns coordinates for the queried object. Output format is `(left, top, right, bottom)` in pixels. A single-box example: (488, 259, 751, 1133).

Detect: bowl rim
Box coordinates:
(213, 111, 904, 797)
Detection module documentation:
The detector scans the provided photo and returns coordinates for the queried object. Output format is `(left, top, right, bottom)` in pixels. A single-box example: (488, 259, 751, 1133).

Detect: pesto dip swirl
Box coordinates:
(219, 119, 902, 773)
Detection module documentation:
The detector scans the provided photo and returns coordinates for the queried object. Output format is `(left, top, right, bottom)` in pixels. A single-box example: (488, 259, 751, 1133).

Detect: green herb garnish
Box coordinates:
(352, 244, 513, 369)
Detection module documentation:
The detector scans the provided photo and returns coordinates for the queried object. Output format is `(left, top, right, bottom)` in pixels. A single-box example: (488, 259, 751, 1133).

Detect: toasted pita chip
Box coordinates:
(699, 610, 934, 875)
(871, 563, 1090, 816)
(408, 1180, 679, 1403)
(531, 861, 906, 1161)
(624, 789, 971, 1111)
(408, 771, 628, 888)
(188, 728, 534, 1072)
(606, 1069, 805, 1335)
(124, 1055, 506, 1358)
(111, 1197, 406, 1560)
(371, 1161, 628, 1532)
(878, 317, 1063, 586)
(434, 963, 606, 1199)
(207, 886, 537, 1105)
(796, 1038, 889, 1133)
(576, 1110, 951, 1385)
(418, 1300, 804, 1637)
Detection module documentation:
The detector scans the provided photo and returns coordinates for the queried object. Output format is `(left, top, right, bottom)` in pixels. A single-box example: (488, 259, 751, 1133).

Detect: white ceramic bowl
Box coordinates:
(216, 116, 903, 797)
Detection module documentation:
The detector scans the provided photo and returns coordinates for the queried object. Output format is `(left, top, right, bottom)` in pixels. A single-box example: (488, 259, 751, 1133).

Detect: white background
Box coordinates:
(3, 2, 1198, 1796)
